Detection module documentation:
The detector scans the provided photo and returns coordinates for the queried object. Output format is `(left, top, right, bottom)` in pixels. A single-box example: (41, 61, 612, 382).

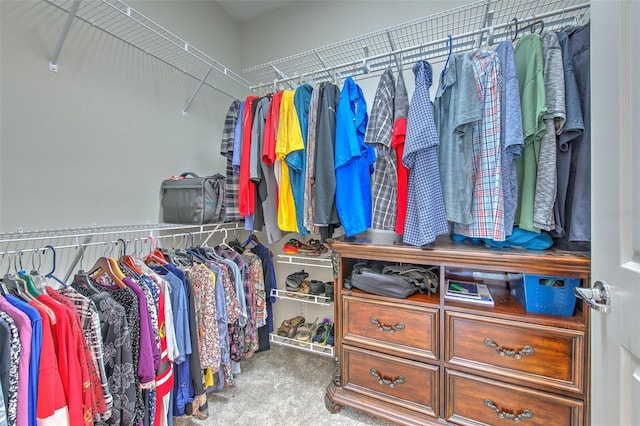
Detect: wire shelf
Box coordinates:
(269, 333, 334, 357)
(45, 0, 254, 102)
(271, 288, 332, 306)
(276, 254, 333, 269)
(243, 0, 590, 88)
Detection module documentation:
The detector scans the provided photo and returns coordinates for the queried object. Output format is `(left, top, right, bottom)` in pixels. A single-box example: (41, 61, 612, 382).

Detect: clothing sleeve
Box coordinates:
(334, 94, 361, 168)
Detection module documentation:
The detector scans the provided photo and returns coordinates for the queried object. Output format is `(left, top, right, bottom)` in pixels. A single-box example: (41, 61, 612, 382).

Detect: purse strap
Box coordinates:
(213, 176, 224, 219)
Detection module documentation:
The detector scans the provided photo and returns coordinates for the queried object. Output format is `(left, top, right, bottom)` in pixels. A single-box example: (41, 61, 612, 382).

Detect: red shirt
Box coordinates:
(391, 118, 409, 235)
(29, 301, 69, 423)
(37, 294, 91, 426)
(263, 91, 284, 208)
(239, 95, 259, 216)
(48, 289, 106, 418)
(154, 291, 174, 426)
(263, 91, 283, 166)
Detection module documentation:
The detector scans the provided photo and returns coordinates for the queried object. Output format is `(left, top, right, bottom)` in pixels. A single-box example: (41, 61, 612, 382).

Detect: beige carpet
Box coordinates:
(173, 343, 395, 426)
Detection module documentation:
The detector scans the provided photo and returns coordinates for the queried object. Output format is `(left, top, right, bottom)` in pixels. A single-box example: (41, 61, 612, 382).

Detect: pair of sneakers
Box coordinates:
(312, 319, 335, 346)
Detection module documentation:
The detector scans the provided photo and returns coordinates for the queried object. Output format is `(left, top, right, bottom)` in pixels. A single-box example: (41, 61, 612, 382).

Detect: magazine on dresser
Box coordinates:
(444, 279, 495, 306)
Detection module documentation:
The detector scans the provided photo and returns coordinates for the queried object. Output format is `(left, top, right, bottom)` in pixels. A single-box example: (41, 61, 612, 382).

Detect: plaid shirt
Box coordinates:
(402, 60, 449, 246)
(220, 100, 242, 221)
(453, 50, 505, 241)
(366, 68, 398, 231)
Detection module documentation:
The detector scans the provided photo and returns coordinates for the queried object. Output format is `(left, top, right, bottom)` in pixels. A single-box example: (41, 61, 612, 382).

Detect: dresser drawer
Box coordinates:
(343, 345, 439, 417)
(343, 295, 439, 361)
(445, 370, 584, 426)
(445, 311, 584, 393)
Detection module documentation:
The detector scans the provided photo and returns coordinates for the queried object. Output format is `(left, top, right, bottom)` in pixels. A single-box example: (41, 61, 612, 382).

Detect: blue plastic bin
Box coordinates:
(510, 274, 582, 317)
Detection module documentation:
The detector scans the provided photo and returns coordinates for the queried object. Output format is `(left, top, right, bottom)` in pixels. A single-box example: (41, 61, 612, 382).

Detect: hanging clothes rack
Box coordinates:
(242, 0, 590, 89)
(45, 0, 255, 115)
(0, 222, 243, 282)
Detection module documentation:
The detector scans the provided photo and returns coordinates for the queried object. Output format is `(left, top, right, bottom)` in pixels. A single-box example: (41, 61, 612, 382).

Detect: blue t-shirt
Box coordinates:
(286, 83, 314, 235)
(335, 77, 376, 237)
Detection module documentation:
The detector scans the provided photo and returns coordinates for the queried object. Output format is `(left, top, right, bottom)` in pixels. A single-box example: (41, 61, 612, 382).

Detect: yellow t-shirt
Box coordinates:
(275, 90, 304, 232)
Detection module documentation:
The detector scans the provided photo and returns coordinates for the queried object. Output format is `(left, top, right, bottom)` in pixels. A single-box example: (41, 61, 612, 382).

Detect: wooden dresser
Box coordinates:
(325, 231, 591, 426)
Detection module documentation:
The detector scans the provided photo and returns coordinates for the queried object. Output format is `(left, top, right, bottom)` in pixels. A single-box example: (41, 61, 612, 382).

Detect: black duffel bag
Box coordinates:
(161, 172, 226, 224)
(347, 260, 439, 299)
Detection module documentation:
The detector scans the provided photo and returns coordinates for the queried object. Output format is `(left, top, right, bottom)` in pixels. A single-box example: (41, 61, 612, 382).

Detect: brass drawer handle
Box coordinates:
(484, 338, 535, 359)
(370, 317, 405, 333)
(484, 399, 534, 422)
(369, 368, 405, 388)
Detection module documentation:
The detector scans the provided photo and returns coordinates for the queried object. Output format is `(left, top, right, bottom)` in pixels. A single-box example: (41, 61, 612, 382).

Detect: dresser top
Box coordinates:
(329, 231, 591, 276)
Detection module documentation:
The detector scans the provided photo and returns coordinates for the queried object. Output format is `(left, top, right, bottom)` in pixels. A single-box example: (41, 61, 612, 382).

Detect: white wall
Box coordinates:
(0, 0, 247, 232)
(0, 0, 467, 233)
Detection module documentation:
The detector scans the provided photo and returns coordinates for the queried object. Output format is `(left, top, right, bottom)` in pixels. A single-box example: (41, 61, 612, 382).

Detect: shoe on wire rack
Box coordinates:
(325, 322, 335, 346)
(286, 315, 306, 338)
(286, 270, 309, 291)
(295, 317, 319, 343)
(312, 318, 331, 343)
(321, 321, 334, 346)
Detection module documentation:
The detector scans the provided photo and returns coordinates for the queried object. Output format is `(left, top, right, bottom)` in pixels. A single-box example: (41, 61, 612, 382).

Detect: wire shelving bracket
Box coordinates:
(45, 0, 255, 114)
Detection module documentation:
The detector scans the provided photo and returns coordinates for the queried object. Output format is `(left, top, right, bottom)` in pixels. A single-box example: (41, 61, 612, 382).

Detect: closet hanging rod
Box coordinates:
(250, 1, 589, 89)
(0, 222, 241, 244)
(45, 0, 253, 102)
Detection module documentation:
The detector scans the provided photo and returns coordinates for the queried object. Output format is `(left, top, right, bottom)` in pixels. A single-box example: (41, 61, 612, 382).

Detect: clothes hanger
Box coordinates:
(509, 17, 545, 42)
(440, 34, 453, 84)
(19, 272, 42, 297)
(41, 245, 67, 288)
(89, 257, 127, 288)
(27, 246, 48, 293)
(144, 235, 169, 266)
(73, 242, 103, 293)
(3, 251, 33, 301)
(119, 238, 143, 275)
(0, 253, 9, 297)
(0, 252, 12, 297)
(217, 228, 233, 251)
(187, 247, 210, 265)
(89, 244, 127, 289)
(13, 250, 42, 297)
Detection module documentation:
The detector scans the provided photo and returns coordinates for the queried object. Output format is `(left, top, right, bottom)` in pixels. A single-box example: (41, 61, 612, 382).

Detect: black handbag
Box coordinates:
(348, 261, 439, 299)
(160, 172, 226, 224)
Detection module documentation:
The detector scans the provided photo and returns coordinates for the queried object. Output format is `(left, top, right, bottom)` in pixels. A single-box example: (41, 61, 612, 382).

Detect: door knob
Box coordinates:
(574, 280, 610, 313)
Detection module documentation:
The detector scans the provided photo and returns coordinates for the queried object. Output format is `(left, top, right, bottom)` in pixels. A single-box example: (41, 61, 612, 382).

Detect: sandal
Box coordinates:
(287, 315, 306, 338)
(289, 238, 328, 253)
(295, 279, 311, 298)
(287, 238, 313, 252)
(306, 243, 329, 257)
(295, 317, 319, 343)
(277, 318, 292, 337)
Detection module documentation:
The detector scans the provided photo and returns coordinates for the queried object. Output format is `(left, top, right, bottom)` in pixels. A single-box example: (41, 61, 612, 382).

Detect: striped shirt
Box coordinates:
(453, 49, 505, 240)
(220, 100, 242, 221)
(366, 68, 398, 231)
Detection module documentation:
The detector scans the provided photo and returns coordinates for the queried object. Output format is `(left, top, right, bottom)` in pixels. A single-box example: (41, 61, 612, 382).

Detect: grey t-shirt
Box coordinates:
(533, 32, 565, 231)
(496, 41, 525, 236)
(434, 52, 482, 224)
